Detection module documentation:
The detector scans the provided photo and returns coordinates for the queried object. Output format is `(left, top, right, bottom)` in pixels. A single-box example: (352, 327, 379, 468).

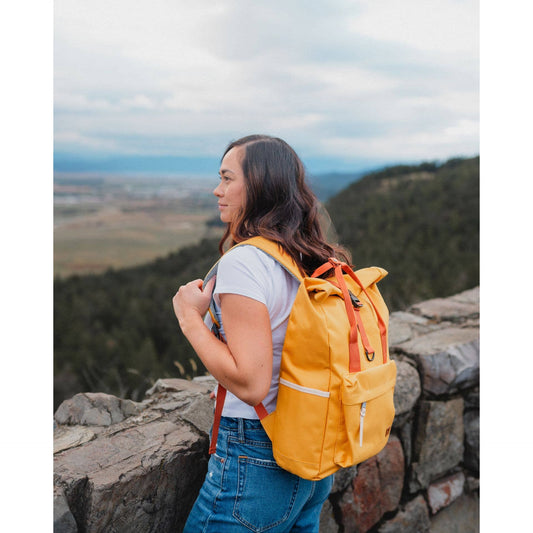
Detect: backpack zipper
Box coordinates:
(360, 402, 367, 447)
(279, 378, 330, 398)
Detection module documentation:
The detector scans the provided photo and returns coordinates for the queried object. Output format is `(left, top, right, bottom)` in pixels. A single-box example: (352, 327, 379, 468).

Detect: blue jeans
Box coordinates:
(183, 417, 334, 532)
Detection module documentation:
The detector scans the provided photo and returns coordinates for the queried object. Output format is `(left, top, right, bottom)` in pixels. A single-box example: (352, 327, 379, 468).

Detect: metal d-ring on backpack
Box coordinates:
(204, 236, 396, 481)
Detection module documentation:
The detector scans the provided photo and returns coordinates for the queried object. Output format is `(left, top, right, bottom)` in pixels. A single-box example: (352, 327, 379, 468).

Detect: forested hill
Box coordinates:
(54, 238, 220, 408)
(326, 156, 479, 310)
(54, 155, 479, 408)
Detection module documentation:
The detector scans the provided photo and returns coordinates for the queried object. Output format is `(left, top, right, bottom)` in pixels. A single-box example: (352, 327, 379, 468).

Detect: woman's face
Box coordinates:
(214, 146, 246, 224)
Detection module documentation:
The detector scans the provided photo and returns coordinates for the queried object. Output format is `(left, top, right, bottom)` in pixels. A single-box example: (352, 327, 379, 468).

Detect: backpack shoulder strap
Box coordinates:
(233, 236, 304, 282)
(203, 236, 304, 286)
(204, 237, 299, 453)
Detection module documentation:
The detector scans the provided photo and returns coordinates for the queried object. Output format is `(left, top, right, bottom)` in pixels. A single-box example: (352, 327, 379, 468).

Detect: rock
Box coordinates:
(143, 378, 216, 435)
(410, 398, 464, 492)
(331, 465, 357, 494)
(338, 482, 370, 533)
(54, 412, 209, 532)
(375, 436, 404, 513)
(53, 383, 218, 532)
(409, 287, 479, 323)
(52, 382, 217, 532)
(54, 425, 97, 454)
(319, 498, 339, 533)
(450, 286, 480, 306)
(427, 471, 465, 514)
(429, 491, 479, 533)
(392, 360, 421, 427)
(54, 392, 143, 426)
(465, 474, 479, 493)
(340, 436, 404, 532)
(396, 327, 479, 396)
(463, 409, 479, 473)
(53, 485, 78, 533)
(388, 313, 417, 345)
(389, 311, 435, 346)
(398, 421, 413, 470)
(178, 393, 216, 435)
(145, 389, 215, 435)
(463, 386, 479, 411)
(193, 375, 218, 387)
(377, 494, 430, 533)
(145, 377, 215, 397)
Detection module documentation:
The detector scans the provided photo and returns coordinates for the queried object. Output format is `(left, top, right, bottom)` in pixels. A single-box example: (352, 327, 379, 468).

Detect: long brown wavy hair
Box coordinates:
(218, 134, 351, 276)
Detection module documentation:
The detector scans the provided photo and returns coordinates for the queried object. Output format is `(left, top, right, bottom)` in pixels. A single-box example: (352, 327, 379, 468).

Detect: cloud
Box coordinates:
(320, 118, 479, 161)
(55, 93, 116, 112)
(347, 0, 478, 54)
(54, 0, 479, 165)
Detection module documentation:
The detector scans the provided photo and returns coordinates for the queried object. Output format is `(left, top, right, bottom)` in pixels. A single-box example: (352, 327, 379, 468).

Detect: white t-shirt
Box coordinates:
(207, 245, 299, 418)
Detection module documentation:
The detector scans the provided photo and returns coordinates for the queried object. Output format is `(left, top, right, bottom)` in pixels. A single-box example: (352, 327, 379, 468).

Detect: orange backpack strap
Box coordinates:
(209, 385, 269, 454)
(206, 283, 226, 455)
(254, 402, 269, 419)
(331, 260, 363, 373)
(209, 384, 226, 454)
(313, 258, 363, 372)
(352, 309, 375, 360)
(342, 265, 388, 364)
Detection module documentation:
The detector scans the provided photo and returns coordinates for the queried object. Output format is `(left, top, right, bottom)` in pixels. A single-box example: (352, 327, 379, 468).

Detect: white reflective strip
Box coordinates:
(279, 378, 330, 398)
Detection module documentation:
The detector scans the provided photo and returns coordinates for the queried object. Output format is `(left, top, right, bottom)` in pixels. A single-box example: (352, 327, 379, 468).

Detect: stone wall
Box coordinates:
(54, 287, 479, 533)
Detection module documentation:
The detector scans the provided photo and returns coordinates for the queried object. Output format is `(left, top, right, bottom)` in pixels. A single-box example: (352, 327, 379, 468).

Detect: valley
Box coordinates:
(54, 174, 223, 277)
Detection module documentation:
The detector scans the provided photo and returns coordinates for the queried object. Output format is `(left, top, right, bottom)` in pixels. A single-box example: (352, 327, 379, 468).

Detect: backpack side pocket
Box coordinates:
(270, 378, 330, 479)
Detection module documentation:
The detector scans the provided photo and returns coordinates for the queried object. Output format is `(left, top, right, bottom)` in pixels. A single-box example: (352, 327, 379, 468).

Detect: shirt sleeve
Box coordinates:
(213, 246, 273, 306)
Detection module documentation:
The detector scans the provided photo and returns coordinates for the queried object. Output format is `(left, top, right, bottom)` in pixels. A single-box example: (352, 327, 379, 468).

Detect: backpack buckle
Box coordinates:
(349, 291, 364, 309)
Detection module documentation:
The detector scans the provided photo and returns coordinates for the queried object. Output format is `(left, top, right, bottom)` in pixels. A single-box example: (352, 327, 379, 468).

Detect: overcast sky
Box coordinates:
(54, 0, 479, 171)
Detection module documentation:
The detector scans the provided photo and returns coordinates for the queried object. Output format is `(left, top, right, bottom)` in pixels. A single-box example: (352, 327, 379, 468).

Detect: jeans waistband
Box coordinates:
(219, 416, 264, 432)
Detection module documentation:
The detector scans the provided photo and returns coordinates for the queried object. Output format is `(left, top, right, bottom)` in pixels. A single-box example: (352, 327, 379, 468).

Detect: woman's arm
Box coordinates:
(172, 278, 273, 406)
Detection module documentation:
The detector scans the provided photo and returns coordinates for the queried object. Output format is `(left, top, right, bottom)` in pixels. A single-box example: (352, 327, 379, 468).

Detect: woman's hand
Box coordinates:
(172, 277, 216, 331)
(172, 276, 272, 407)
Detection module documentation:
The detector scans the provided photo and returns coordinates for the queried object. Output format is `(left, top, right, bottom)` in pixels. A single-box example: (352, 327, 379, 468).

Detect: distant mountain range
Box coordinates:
(307, 171, 366, 201)
(54, 153, 221, 176)
(53, 152, 395, 183)
(53, 152, 416, 204)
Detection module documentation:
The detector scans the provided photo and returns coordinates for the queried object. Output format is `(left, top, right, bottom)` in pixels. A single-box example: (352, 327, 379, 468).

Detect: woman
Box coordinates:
(173, 134, 350, 532)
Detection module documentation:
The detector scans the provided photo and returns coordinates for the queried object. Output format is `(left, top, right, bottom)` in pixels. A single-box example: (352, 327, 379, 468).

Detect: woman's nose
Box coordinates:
(213, 182, 223, 197)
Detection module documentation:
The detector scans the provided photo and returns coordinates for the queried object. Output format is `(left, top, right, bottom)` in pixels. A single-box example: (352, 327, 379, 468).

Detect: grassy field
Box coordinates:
(54, 177, 223, 277)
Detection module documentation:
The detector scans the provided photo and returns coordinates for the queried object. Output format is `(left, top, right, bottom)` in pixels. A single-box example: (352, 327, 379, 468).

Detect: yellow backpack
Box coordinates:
(205, 236, 396, 481)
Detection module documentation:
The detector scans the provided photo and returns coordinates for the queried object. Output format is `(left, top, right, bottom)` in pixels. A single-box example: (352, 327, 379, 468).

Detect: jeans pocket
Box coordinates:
(233, 456, 300, 532)
(206, 452, 227, 488)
